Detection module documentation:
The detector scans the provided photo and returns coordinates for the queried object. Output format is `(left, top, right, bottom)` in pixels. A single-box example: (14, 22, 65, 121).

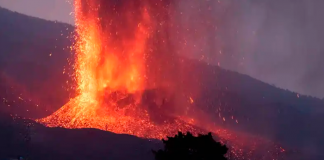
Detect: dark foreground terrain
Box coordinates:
(1, 7, 324, 160)
(0, 110, 161, 160)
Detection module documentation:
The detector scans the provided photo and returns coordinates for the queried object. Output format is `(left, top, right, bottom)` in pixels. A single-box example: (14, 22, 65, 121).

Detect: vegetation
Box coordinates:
(153, 132, 228, 160)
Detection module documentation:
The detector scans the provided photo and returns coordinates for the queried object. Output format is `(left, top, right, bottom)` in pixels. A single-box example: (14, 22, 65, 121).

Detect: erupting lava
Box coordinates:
(37, 0, 285, 159)
(38, 0, 199, 138)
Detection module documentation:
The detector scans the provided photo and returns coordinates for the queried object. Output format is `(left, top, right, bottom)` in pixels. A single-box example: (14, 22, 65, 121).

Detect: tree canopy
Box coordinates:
(153, 132, 228, 160)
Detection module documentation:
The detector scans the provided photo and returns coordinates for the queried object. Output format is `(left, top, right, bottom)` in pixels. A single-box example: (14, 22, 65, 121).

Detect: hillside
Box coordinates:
(0, 7, 75, 118)
(1, 6, 324, 159)
(0, 104, 160, 160)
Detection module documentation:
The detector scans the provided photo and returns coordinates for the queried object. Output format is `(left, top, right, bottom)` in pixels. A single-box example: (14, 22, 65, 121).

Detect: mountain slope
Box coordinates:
(0, 7, 75, 118)
(0, 107, 160, 160)
(183, 59, 324, 157)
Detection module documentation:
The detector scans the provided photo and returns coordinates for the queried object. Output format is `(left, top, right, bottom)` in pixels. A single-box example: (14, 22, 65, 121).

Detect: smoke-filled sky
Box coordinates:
(0, 0, 323, 98)
(0, 0, 74, 24)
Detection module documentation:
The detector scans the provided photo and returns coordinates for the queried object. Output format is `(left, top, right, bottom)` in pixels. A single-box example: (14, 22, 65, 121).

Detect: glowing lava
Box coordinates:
(37, 0, 197, 139)
(37, 0, 285, 159)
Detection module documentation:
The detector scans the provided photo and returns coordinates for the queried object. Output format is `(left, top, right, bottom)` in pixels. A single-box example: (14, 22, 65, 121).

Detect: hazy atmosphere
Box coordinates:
(0, 0, 74, 24)
(1, 0, 324, 159)
(1, 0, 323, 98)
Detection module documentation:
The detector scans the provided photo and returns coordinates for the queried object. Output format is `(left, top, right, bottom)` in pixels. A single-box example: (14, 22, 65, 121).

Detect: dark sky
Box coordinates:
(0, 0, 323, 98)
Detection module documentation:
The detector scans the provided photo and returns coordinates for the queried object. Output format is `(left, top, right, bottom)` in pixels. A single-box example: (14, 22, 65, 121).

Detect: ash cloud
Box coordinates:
(76, 0, 324, 98)
(75, 0, 324, 97)
(171, 0, 324, 98)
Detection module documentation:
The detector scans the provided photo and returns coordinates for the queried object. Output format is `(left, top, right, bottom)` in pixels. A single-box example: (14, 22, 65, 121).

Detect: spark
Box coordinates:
(35, 0, 285, 159)
(189, 97, 194, 104)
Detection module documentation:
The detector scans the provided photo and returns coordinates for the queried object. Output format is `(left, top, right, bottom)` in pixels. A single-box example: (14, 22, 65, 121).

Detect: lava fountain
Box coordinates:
(37, 0, 285, 159)
(37, 0, 201, 138)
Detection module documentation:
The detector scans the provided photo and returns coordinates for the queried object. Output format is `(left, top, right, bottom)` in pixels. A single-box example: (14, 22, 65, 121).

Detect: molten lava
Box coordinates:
(37, 0, 285, 159)
(38, 0, 197, 138)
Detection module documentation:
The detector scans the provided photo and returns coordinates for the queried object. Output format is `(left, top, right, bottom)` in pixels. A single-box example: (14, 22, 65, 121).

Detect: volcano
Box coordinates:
(1, 2, 324, 160)
(32, 0, 216, 139)
(33, 1, 286, 159)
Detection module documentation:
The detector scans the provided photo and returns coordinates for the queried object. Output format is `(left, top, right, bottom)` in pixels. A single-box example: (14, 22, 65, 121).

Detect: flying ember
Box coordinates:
(37, 0, 285, 159)
(38, 0, 191, 139)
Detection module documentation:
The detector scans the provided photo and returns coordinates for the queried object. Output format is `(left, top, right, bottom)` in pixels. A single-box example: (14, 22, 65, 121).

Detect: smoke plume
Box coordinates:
(169, 0, 324, 98)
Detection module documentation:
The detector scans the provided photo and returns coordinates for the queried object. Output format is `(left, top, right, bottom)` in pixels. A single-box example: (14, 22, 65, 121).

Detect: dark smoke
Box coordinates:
(77, 0, 324, 112)
(170, 0, 324, 98)
(76, 0, 324, 98)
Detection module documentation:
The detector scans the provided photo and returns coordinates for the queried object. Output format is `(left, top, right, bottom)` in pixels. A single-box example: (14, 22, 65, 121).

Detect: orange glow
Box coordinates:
(36, 0, 284, 159)
(37, 0, 192, 139)
(74, 0, 149, 100)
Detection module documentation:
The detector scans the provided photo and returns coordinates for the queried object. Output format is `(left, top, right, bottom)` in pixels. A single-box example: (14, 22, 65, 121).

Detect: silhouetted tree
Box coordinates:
(153, 132, 228, 160)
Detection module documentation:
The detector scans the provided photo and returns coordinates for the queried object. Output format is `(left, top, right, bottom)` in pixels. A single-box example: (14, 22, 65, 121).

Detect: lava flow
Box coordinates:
(37, 0, 285, 159)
